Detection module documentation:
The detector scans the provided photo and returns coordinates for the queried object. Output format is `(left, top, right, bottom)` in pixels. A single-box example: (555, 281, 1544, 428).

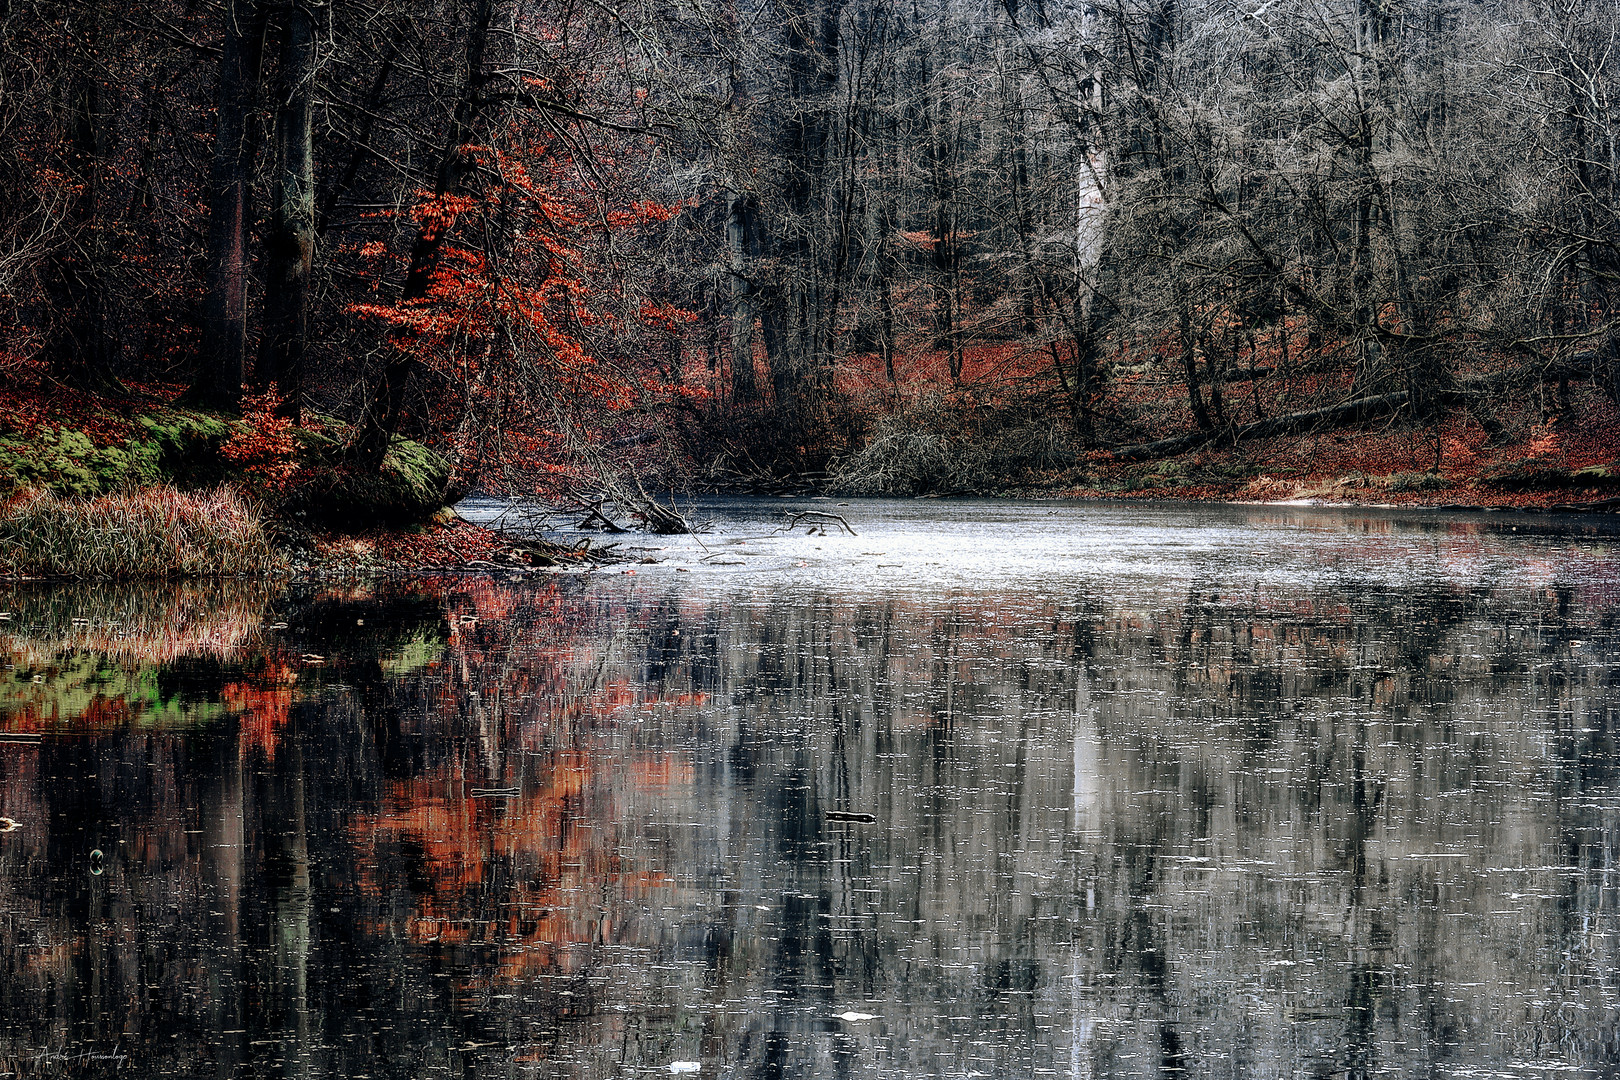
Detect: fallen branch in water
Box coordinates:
(602, 475, 701, 534)
(573, 498, 628, 533)
(776, 510, 857, 536)
(505, 538, 623, 567)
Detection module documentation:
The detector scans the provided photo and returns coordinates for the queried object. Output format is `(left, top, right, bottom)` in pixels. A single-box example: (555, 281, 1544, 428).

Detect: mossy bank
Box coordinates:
(0, 387, 453, 527)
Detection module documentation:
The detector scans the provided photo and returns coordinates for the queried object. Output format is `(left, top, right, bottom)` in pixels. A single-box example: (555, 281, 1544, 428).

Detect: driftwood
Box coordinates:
(575, 477, 698, 535)
(504, 538, 623, 567)
(776, 510, 857, 536)
(825, 810, 877, 823)
(620, 477, 692, 534)
(575, 498, 628, 533)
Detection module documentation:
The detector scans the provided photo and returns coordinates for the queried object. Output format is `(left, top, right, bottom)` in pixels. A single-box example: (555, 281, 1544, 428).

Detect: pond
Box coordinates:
(2, 498, 1619, 1078)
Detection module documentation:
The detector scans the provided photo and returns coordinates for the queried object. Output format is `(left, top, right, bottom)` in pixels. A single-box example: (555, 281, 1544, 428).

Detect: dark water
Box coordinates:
(3, 499, 1620, 1078)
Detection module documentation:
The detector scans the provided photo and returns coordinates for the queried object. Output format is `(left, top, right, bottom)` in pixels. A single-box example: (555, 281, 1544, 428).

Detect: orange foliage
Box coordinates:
(348, 144, 692, 487)
(219, 391, 301, 491)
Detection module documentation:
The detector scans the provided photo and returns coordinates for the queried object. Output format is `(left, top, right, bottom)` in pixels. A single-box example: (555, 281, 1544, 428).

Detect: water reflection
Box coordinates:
(1, 504, 1619, 1078)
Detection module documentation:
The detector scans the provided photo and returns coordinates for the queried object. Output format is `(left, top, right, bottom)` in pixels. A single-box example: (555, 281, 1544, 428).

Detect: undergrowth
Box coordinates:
(829, 394, 1075, 495)
(0, 487, 280, 579)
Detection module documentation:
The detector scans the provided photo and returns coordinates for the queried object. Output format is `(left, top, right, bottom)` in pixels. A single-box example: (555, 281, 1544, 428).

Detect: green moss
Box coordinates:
(0, 401, 450, 530)
(0, 426, 167, 496)
(1569, 463, 1620, 488)
(281, 434, 451, 527)
(0, 406, 246, 497)
(137, 410, 237, 487)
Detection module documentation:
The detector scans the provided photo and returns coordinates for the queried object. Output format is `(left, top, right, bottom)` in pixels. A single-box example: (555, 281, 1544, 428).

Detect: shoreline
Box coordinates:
(379, 489, 1620, 577)
(4, 485, 1615, 586)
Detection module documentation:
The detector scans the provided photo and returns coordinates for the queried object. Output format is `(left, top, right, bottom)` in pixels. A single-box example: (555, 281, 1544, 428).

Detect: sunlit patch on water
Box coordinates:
(1, 499, 1619, 1077)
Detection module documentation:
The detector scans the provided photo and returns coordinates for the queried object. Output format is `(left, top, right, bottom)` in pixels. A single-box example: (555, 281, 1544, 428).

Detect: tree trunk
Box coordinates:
(1068, 316, 1095, 444)
(1006, 100, 1037, 333)
(1177, 308, 1212, 432)
(262, 0, 318, 423)
(42, 6, 119, 391)
(921, 40, 959, 378)
(763, 0, 846, 412)
(726, 189, 762, 403)
(195, 0, 267, 412)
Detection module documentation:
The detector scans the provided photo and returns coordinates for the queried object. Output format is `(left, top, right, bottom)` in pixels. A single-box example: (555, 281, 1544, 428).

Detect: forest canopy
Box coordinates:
(0, 0, 1617, 504)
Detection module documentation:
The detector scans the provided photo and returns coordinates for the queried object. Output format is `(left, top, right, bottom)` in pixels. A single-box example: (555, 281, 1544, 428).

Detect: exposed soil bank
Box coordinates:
(279, 514, 620, 579)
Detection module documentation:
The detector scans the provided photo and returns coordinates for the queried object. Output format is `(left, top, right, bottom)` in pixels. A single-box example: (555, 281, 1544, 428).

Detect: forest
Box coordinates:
(1, 0, 1619, 513)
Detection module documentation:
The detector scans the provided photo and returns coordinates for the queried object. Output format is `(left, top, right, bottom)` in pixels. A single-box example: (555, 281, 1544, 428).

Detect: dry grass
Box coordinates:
(0, 486, 280, 579)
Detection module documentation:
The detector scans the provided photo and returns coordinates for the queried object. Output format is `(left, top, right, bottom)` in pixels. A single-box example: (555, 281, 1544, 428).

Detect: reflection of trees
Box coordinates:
(0, 566, 1617, 1077)
(0, 580, 274, 665)
(0, 580, 276, 732)
(590, 575, 1620, 1076)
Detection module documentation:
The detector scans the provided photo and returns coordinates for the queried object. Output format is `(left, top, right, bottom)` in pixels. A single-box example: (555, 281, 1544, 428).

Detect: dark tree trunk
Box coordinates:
(1068, 318, 1095, 444)
(1007, 102, 1037, 333)
(1178, 309, 1213, 433)
(42, 8, 119, 391)
(764, 0, 846, 412)
(262, 0, 318, 423)
(195, 0, 268, 412)
(726, 189, 762, 403)
(921, 41, 960, 380)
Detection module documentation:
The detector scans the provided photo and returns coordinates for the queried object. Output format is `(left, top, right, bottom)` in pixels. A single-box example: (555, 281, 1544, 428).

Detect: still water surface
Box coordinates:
(2, 499, 1620, 1078)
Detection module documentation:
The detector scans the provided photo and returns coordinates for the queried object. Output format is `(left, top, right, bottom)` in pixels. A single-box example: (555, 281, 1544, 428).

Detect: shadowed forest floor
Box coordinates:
(710, 336, 1620, 511)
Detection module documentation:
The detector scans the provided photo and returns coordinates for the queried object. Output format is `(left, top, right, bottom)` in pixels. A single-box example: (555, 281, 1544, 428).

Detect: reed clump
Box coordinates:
(0, 486, 280, 578)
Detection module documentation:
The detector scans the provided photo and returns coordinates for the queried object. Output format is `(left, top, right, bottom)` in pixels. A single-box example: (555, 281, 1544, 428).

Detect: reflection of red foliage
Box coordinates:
(350, 750, 674, 983)
(221, 659, 297, 761)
